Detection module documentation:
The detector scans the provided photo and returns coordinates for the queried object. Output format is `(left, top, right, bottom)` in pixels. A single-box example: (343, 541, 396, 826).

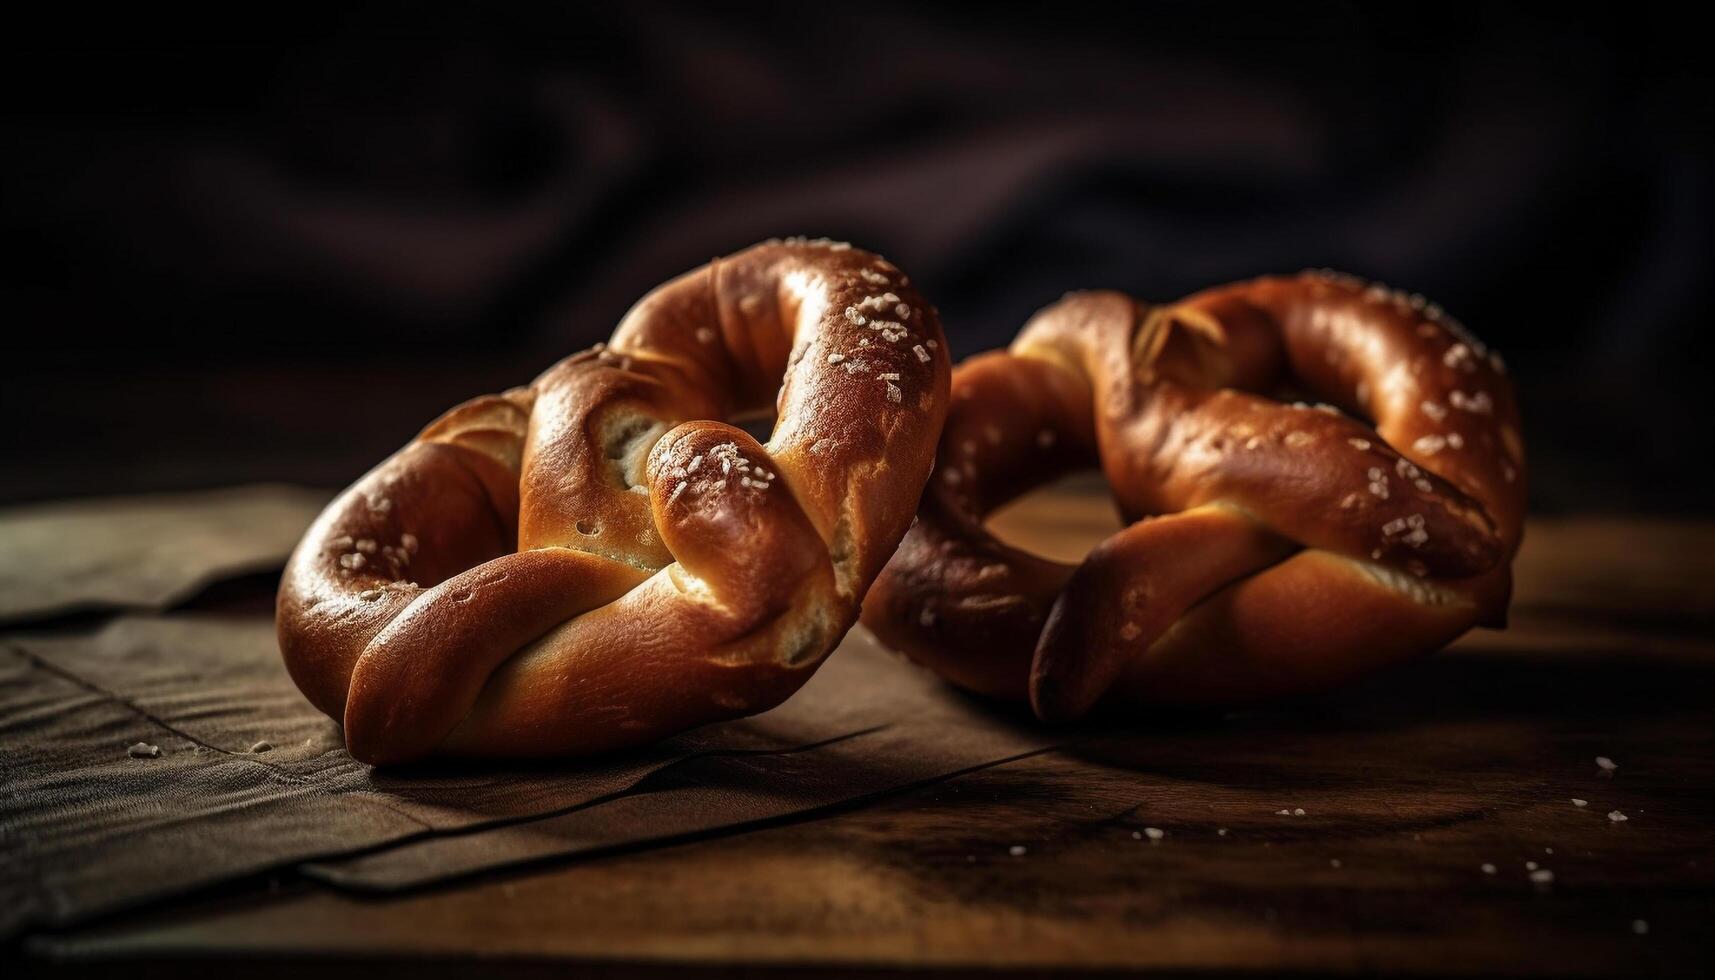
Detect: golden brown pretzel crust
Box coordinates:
(863, 272, 1526, 720)
(277, 239, 950, 763)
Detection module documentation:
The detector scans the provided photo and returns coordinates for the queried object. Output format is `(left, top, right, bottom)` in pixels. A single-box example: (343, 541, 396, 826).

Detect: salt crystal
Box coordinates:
(1412, 434, 1447, 455)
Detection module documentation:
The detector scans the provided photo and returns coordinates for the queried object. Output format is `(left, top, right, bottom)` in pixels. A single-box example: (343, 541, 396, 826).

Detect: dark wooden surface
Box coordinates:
(15, 487, 1715, 978)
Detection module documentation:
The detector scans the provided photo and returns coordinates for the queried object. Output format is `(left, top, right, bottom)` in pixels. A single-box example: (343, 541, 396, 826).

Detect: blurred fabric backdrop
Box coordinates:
(3, 4, 1709, 511)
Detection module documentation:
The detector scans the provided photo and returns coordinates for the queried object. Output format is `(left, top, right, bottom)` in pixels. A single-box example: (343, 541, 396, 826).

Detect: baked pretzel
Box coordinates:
(863, 272, 1525, 721)
(277, 239, 950, 764)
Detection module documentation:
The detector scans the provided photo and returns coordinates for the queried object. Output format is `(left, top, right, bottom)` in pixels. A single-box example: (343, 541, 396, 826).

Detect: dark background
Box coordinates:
(3, 3, 1709, 512)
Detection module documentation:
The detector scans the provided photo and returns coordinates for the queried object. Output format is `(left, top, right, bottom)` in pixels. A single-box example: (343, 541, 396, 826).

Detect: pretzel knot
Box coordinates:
(863, 272, 1526, 721)
(277, 240, 950, 764)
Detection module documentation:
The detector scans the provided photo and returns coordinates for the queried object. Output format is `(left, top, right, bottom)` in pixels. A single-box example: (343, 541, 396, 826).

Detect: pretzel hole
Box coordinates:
(985, 472, 1121, 564)
(736, 414, 776, 444)
(1135, 308, 1231, 388)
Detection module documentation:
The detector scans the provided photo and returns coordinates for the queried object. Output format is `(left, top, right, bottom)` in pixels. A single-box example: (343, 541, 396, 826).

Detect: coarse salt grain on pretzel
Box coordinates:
(863, 271, 1525, 721)
(277, 238, 950, 764)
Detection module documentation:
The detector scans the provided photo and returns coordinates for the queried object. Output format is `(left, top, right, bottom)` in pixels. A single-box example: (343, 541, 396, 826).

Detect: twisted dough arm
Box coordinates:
(276, 392, 535, 724)
(1174, 273, 1526, 551)
(858, 350, 1095, 700)
(1029, 504, 1295, 720)
(278, 241, 949, 763)
(440, 421, 841, 759)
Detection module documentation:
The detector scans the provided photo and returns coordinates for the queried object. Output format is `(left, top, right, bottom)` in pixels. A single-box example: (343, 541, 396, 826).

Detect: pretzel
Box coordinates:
(277, 239, 950, 764)
(863, 272, 1525, 721)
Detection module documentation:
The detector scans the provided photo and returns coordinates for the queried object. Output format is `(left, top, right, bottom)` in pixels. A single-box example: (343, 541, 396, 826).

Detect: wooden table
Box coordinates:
(14, 486, 1715, 978)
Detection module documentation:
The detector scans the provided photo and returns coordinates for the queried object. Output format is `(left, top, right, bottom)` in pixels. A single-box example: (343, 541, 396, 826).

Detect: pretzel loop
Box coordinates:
(864, 272, 1526, 720)
(279, 240, 950, 763)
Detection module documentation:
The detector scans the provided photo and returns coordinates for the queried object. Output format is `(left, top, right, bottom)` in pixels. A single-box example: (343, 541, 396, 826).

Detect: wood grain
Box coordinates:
(16, 483, 1715, 978)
